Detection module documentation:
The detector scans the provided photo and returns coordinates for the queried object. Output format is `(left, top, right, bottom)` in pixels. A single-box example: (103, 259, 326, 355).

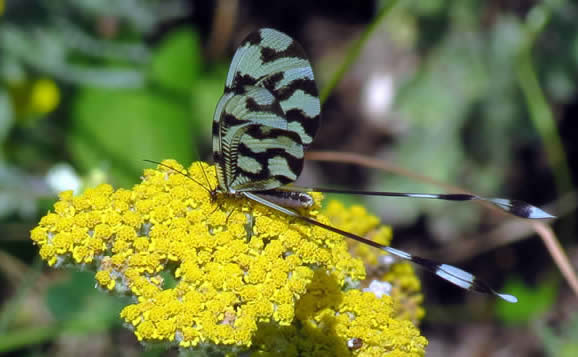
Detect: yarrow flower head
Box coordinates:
(324, 201, 425, 324)
(30, 159, 427, 355)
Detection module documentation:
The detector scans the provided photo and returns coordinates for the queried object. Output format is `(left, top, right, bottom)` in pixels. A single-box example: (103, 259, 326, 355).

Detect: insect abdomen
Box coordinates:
(255, 190, 314, 208)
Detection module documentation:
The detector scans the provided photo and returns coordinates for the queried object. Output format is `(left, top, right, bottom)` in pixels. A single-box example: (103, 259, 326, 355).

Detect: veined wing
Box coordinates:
(213, 86, 305, 192)
(229, 124, 304, 192)
(224, 28, 321, 147)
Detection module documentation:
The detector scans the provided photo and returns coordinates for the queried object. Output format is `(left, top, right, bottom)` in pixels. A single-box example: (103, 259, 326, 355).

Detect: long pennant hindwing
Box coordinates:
(200, 28, 555, 303)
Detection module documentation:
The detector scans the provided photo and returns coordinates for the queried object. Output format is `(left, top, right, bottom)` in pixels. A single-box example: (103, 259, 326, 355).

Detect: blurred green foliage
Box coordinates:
(44, 271, 125, 330)
(0, 271, 125, 352)
(1, 0, 227, 215)
(368, 0, 575, 235)
(68, 27, 227, 187)
(150, 29, 202, 93)
(540, 312, 578, 357)
(495, 276, 558, 325)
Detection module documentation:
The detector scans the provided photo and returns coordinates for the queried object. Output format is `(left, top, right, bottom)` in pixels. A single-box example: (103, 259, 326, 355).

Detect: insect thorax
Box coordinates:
(254, 190, 314, 208)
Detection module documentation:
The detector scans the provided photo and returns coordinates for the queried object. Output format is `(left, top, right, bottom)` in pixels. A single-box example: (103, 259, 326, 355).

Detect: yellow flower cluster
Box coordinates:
(324, 201, 425, 324)
(253, 271, 427, 356)
(30, 160, 427, 355)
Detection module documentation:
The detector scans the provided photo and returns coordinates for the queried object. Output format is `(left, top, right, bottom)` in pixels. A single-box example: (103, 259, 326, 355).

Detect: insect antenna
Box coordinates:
(143, 160, 213, 195)
(243, 191, 519, 303)
(282, 186, 555, 219)
(198, 162, 214, 193)
(194, 161, 219, 203)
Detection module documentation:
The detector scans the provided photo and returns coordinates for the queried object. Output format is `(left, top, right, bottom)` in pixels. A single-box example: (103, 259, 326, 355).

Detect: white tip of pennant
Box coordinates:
(498, 293, 518, 303)
(527, 206, 556, 219)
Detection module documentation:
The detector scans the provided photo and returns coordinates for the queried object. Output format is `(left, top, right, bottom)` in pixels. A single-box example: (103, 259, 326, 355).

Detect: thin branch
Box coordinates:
(533, 222, 578, 298)
(306, 150, 508, 217)
(425, 191, 576, 263)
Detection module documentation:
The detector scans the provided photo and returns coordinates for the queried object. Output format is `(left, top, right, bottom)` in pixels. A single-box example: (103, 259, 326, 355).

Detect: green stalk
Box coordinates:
(320, 0, 400, 105)
(516, 3, 573, 196)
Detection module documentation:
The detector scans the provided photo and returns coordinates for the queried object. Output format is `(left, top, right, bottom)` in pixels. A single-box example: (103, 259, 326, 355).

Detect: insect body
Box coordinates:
(200, 28, 553, 302)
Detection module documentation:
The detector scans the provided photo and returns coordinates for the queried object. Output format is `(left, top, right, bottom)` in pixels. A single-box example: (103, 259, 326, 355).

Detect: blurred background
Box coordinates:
(1, 0, 577, 356)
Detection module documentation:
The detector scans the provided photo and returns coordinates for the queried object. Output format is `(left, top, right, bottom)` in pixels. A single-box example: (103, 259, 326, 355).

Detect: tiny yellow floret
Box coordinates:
(324, 199, 425, 324)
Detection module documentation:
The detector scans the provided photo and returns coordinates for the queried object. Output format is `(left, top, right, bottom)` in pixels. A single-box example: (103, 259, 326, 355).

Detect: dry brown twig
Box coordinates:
(206, 0, 239, 59)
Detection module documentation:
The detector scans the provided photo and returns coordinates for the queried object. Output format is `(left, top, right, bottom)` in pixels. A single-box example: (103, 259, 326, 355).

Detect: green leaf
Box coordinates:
(45, 271, 123, 330)
(45, 272, 96, 322)
(190, 69, 227, 134)
(0, 90, 14, 145)
(0, 272, 125, 352)
(70, 87, 194, 187)
(149, 29, 202, 93)
(495, 276, 558, 325)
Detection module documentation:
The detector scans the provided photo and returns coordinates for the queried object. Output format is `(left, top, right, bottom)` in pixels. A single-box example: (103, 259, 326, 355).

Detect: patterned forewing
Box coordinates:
(225, 28, 321, 146)
(213, 86, 304, 191)
(232, 124, 304, 191)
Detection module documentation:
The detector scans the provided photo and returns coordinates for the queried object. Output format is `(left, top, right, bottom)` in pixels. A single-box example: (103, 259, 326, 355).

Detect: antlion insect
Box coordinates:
(149, 28, 554, 303)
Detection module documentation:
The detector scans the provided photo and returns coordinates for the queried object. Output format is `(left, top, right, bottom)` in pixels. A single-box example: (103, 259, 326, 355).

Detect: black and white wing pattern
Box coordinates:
(213, 28, 320, 193)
